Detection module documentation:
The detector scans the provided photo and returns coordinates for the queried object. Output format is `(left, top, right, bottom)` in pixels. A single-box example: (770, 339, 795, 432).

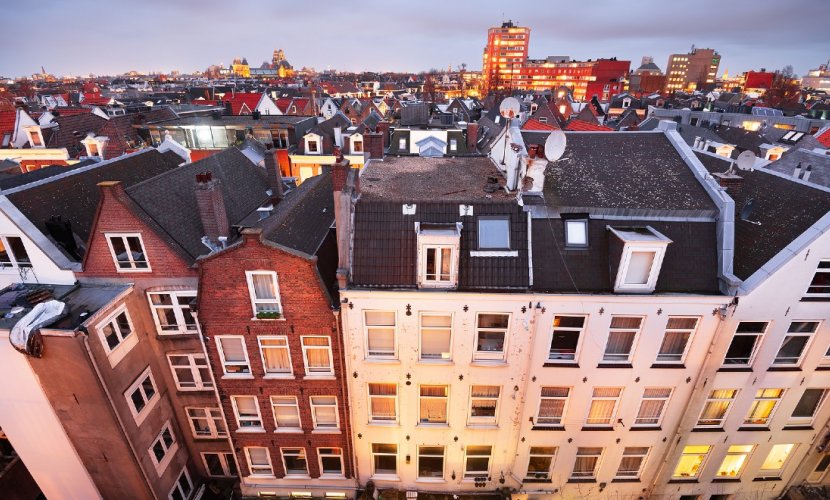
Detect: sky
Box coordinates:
(3, 0, 829, 79)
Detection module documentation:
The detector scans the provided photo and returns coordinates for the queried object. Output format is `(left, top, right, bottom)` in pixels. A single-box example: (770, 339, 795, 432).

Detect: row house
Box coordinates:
(334, 116, 830, 499)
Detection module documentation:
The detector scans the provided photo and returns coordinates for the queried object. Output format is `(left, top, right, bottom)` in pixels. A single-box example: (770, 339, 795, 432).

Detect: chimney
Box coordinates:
(332, 156, 351, 193)
(332, 155, 356, 289)
(264, 149, 284, 202)
(194, 172, 230, 244)
(376, 121, 391, 148)
(364, 131, 383, 159)
(793, 161, 802, 178)
(466, 122, 479, 152)
(712, 171, 743, 195)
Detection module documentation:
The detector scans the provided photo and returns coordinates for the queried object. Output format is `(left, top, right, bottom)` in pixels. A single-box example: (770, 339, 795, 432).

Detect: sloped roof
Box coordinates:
(765, 148, 830, 188)
(564, 120, 613, 132)
(263, 172, 334, 256)
(224, 93, 262, 115)
(815, 128, 830, 148)
(522, 118, 556, 131)
(0, 111, 18, 138)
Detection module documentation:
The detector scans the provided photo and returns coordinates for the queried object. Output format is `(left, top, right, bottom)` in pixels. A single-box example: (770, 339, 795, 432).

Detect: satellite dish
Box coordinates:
(499, 97, 520, 119)
(544, 129, 567, 162)
(736, 150, 756, 171)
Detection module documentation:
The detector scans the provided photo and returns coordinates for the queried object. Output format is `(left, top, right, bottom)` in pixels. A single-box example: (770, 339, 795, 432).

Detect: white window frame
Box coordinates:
(281, 447, 310, 477)
(805, 260, 830, 299)
(548, 315, 586, 362)
(419, 312, 453, 361)
(536, 387, 569, 427)
(96, 305, 137, 367)
(245, 270, 282, 317)
(202, 452, 237, 478)
(25, 126, 43, 147)
(371, 443, 398, 478)
(417, 445, 445, 480)
(633, 388, 672, 427)
(148, 421, 178, 475)
(306, 135, 320, 154)
(723, 321, 768, 367)
(463, 445, 492, 479)
(368, 383, 398, 423)
(421, 245, 455, 286)
(564, 219, 588, 248)
(271, 396, 302, 432)
(468, 385, 500, 425)
(231, 395, 264, 431)
(258, 335, 293, 377)
(585, 387, 623, 427)
(416, 223, 461, 288)
(655, 317, 699, 364)
(608, 226, 671, 293)
(167, 353, 213, 391)
(807, 453, 830, 483)
(300, 335, 334, 376)
(715, 445, 754, 479)
(602, 316, 643, 364)
(773, 321, 819, 366)
(185, 407, 227, 439)
(474, 312, 511, 362)
(449, 138, 458, 151)
(245, 446, 275, 477)
(318, 447, 345, 478)
(105, 233, 151, 272)
(758, 444, 796, 478)
(672, 445, 712, 479)
(477, 217, 510, 250)
(216, 336, 252, 377)
(364, 310, 397, 359)
(696, 389, 738, 428)
(744, 388, 785, 427)
(788, 388, 829, 427)
(0, 235, 32, 268)
(310, 396, 339, 430)
(525, 446, 557, 480)
(125, 367, 159, 425)
(571, 447, 604, 480)
(147, 291, 198, 335)
(615, 447, 649, 479)
(168, 467, 193, 500)
(418, 385, 449, 425)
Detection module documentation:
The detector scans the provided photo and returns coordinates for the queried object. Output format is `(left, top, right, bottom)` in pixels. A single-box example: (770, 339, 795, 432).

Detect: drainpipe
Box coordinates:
(81, 332, 159, 500)
(334, 307, 361, 491)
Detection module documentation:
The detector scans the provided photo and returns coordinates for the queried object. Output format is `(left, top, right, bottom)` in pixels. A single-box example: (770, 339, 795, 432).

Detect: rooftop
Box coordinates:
(141, 114, 314, 127)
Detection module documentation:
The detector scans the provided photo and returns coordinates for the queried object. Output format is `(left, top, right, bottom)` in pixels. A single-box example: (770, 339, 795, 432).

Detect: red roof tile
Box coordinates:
(224, 93, 262, 115)
(82, 95, 113, 106)
(816, 128, 830, 148)
(191, 99, 218, 106)
(52, 107, 93, 117)
(522, 118, 557, 131)
(275, 98, 292, 113)
(0, 110, 16, 137)
(564, 120, 613, 132)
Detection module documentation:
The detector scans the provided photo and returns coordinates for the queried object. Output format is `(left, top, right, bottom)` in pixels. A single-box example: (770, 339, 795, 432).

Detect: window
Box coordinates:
(368, 383, 397, 422)
(352, 140, 363, 153)
(805, 261, 830, 299)
(420, 313, 452, 360)
(789, 389, 829, 426)
(697, 389, 737, 428)
(0, 236, 31, 268)
(672, 445, 711, 479)
(399, 138, 406, 149)
(419, 385, 448, 424)
(216, 336, 251, 375)
(310, 396, 339, 430)
(259, 336, 292, 375)
(478, 218, 510, 249)
(149, 422, 178, 474)
(744, 389, 784, 426)
(318, 448, 344, 477)
(603, 317, 642, 363)
(167, 354, 213, 391)
(106, 234, 149, 271)
(536, 387, 569, 427)
(464, 445, 492, 478)
(231, 395, 263, 431)
(301, 336, 333, 376)
(759, 444, 795, 477)
(203, 452, 237, 477)
(474, 313, 510, 361)
(364, 311, 396, 359)
(246, 271, 281, 315)
(634, 388, 672, 427)
(469, 386, 500, 425)
(549, 315, 585, 362)
(308, 140, 319, 153)
(656, 317, 698, 363)
(626, 252, 655, 284)
(125, 367, 159, 424)
(723, 322, 768, 366)
(616, 447, 649, 479)
(148, 291, 197, 335)
(417, 223, 460, 288)
(774, 321, 819, 365)
(418, 446, 444, 479)
(586, 387, 622, 427)
(423, 246, 454, 283)
(539, 116, 548, 124)
(281, 448, 309, 477)
(97, 307, 135, 360)
(168, 467, 193, 500)
(246, 447, 274, 477)
(271, 396, 302, 431)
(608, 227, 671, 292)
(449, 139, 458, 152)
(571, 447, 603, 479)
(564, 220, 588, 247)
(525, 447, 557, 480)
(372, 444, 397, 476)
(807, 454, 830, 483)
(715, 445, 753, 478)
(186, 407, 227, 438)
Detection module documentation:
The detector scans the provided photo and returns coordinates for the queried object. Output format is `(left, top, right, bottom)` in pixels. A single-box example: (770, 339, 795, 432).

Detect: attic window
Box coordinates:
(106, 233, 150, 272)
(416, 222, 461, 289)
(478, 218, 509, 250)
(607, 226, 671, 293)
(564, 219, 588, 248)
(307, 139, 319, 154)
(538, 117, 548, 124)
(622, 98, 632, 109)
(26, 127, 43, 147)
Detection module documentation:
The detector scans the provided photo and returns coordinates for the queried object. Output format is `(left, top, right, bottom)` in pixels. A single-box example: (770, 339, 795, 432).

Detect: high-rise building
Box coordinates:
(665, 46, 721, 92)
(481, 20, 531, 93)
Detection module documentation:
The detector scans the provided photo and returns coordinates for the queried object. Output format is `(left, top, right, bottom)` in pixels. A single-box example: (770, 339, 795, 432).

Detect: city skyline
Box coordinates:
(4, 0, 829, 79)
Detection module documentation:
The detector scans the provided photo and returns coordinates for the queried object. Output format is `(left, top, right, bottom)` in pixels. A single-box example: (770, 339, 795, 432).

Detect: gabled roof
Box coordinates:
(564, 120, 613, 132)
(765, 148, 830, 188)
(521, 118, 556, 131)
(262, 171, 334, 256)
(815, 127, 830, 148)
(224, 92, 263, 115)
(572, 105, 600, 125)
(0, 110, 16, 138)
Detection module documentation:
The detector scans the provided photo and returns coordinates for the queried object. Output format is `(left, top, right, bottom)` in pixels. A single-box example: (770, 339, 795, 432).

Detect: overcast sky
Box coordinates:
(4, 0, 829, 78)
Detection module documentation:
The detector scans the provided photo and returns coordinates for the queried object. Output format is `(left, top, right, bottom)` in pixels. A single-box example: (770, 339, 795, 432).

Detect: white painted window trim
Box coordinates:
(615, 447, 650, 479)
(125, 366, 159, 426)
(281, 447, 310, 478)
(696, 389, 738, 428)
(723, 322, 769, 367)
(305, 134, 321, 154)
(185, 407, 226, 439)
(271, 395, 303, 432)
(167, 467, 193, 500)
(536, 387, 570, 427)
(525, 446, 558, 480)
(418, 385, 449, 425)
(0, 235, 32, 269)
(310, 395, 340, 430)
(25, 126, 44, 148)
(419, 312, 453, 362)
(468, 385, 500, 426)
(318, 447, 345, 478)
(104, 233, 152, 273)
(787, 388, 829, 427)
(368, 383, 398, 424)
(758, 444, 797, 478)
(167, 353, 213, 391)
(602, 316, 644, 364)
(463, 445, 492, 479)
(96, 304, 138, 367)
(363, 310, 398, 360)
(805, 260, 830, 299)
(245, 446, 275, 477)
(371, 443, 399, 479)
(201, 452, 237, 477)
(608, 226, 671, 293)
(773, 321, 820, 367)
(473, 312, 511, 362)
(301, 335, 334, 377)
(656, 316, 700, 364)
(632, 388, 673, 427)
(743, 388, 785, 427)
(584, 387, 623, 427)
(416, 445, 445, 480)
(245, 270, 282, 318)
(570, 447, 604, 480)
(216, 335, 252, 377)
(148, 421, 179, 476)
(258, 335, 293, 377)
(231, 395, 264, 432)
(548, 315, 587, 363)
(147, 291, 198, 335)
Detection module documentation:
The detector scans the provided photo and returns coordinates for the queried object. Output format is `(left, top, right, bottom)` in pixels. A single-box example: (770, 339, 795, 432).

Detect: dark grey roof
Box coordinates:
(766, 148, 830, 188)
(0, 162, 92, 191)
(126, 147, 270, 261)
(544, 132, 718, 216)
(263, 172, 334, 256)
(695, 151, 830, 280)
(676, 124, 728, 148)
(400, 103, 430, 126)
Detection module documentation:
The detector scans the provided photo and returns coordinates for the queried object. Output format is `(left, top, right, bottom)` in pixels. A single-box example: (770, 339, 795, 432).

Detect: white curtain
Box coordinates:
(252, 274, 277, 299)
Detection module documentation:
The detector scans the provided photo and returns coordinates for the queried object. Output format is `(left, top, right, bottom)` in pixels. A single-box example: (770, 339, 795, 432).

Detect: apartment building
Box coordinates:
(665, 47, 721, 93)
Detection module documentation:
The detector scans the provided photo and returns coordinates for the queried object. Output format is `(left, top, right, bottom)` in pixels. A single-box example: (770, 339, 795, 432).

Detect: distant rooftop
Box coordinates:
(141, 114, 314, 127)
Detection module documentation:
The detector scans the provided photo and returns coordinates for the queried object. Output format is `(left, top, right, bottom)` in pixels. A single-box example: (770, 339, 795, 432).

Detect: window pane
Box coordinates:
(793, 389, 826, 418)
(625, 251, 655, 284)
(565, 220, 587, 246)
(479, 219, 510, 249)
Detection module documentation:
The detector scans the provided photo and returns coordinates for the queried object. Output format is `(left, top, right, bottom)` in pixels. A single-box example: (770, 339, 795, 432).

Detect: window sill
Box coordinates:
(668, 479, 699, 483)
(175, 387, 214, 392)
(364, 358, 400, 365)
(263, 374, 294, 380)
(753, 476, 783, 482)
(718, 366, 753, 372)
(470, 250, 519, 257)
(274, 429, 303, 434)
(691, 427, 725, 432)
(737, 426, 770, 432)
(312, 429, 341, 434)
(370, 474, 400, 482)
(596, 363, 633, 369)
(815, 366, 830, 371)
(303, 375, 336, 381)
(158, 332, 198, 337)
(250, 317, 286, 322)
(368, 421, 400, 427)
(417, 423, 449, 428)
(470, 360, 507, 367)
(235, 428, 266, 433)
(543, 362, 579, 368)
(523, 478, 551, 483)
(782, 425, 814, 431)
(283, 475, 312, 480)
(581, 426, 614, 431)
(320, 474, 347, 480)
(415, 478, 447, 484)
(532, 426, 565, 431)
(567, 478, 596, 483)
(630, 426, 661, 431)
(712, 478, 742, 483)
(417, 359, 454, 366)
(247, 474, 276, 479)
(767, 366, 802, 372)
(800, 297, 830, 302)
(466, 424, 499, 430)
(611, 478, 641, 483)
(650, 363, 686, 369)
(221, 374, 254, 380)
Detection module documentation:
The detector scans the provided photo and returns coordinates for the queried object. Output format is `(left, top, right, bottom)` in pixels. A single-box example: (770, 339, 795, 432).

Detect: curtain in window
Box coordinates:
(439, 248, 452, 279)
(249, 448, 269, 466)
(220, 338, 246, 362)
(636, 400, 665, 423)
(422, 330, 451, 357)
(303, 337, 330, 370)
(605, 332, 635, 358)
(618, 455, 644, 475)
(746, 400, 777, 423)
(262, 341, 290, 371)
(368, 329, 394, 352)
(312, 397, 337, 426)
(658, 331, 689, 360)
(471, 386, 500, 398)
(573, 456, 599, 476)
(235, 397, 257, 417)
(587, 400, 615, 424)
(539, 399, 565, 418)
(251, 274, 277, 300)
(273, 403, 300, 427)
(700, 401, 730, 422)
(541, 387, 569, 398)
(371, 398, 396, 419)
(366, 311, 395, 326)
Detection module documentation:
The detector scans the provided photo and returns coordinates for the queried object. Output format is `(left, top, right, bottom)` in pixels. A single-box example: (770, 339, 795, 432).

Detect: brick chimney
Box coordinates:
(466, 121, 479, 152)
(377, 121, 391, 149)
(364, 131, 383, 159)
(712, 171, 743, 195)
(332, 155, 356, 290)
(195, 172, 230, 244)
(264, 149, 284, 202)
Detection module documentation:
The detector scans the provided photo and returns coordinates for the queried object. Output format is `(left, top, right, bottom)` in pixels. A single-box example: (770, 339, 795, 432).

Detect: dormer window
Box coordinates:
(416, 222, 461, 289)
(607, 226, 671, 293)
(564, 219, 588, 248)
(622, 98, 632, 109)
(538, 117, 548, 124)
(26, 126, 43, 147)
(106, 233, 150, 272)
(352, 139, 363, 153)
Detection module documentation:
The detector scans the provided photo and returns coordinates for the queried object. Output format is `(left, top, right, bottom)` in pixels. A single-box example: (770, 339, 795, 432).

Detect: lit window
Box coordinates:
(449, 139, 458, 151)
(464, 445, 492, 479)
(564, 220, 588, 247)
(186, 407, 227, 438)
(281, 448, 309, 477)
(106, 234, 150, 271)
(245, 447, 274, 477)
(696, 389, 738, 428)
(399, 138, 406, 149)
(271, 396, 302, 431)
(603, 316, 643, 363)
(168, 467, 193, 500)
(318, 448, 344, 477)
(125, 367, 159, 425)
(231, 395, 263, 431)
(571, 447, 603, 479)
(420, 313, 452, 361)
(0, 236, 32, 268)
(634, 388, 672, 427)
(469, 385, 500, 425)
(149, 422, 178, 475)
(474, 313, 510, 361)
(418, 446, 445, 479)
(258, 336, 292, 375)
(585, 387, 622, 427)
(536, 387, 569, 427)
(526, 447, 557, 480)
(773, 321, 819, 365)
(202, 452, 237, 477)
(549, 315, 585, 362)
(616, 447, 649, 479)
(148, 291, 197, 335)
(478, 218, 510, 249)
(372, 443, 398, 477)
(246, 271, 282, 317)
(419, 385, 449, 424)
(758, 444, 795, 477)
(656, 317, 698, 363)
(301, 336, 333, 376)
(368, 383, 397, 422)
(744, 389, 784, 427)
(672, 445, 711, 479)
(788, 388, 829, 427)
(805, 261, 830, 299)
(310, 396, 339, 429)
(364, 311, 396, 359)
(167, 354, 213, 391)
(715, 445, 754, 478)
(723, 322, 768, 366)
(216, 336, 251, 375)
